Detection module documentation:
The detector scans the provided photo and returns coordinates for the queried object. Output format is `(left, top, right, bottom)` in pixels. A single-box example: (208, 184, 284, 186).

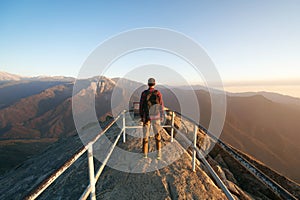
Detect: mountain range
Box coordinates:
(0, 71, 299, 185)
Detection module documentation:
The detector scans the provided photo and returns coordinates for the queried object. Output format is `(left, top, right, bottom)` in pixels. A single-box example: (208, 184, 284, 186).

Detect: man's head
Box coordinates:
(148, 78, 156, 87)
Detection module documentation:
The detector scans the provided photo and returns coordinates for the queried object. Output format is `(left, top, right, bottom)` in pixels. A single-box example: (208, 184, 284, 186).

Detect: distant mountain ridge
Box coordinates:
(0, 71, 23, 81)
(0, 71, 74, 82)
(229, 91, 300, 107)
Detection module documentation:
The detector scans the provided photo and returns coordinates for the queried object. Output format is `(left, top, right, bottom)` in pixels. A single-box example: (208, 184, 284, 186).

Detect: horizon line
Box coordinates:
(1, 70, 300, 86)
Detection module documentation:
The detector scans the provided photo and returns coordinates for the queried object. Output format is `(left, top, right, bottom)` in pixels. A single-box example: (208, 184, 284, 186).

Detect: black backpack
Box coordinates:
(143, 90, 160, 120)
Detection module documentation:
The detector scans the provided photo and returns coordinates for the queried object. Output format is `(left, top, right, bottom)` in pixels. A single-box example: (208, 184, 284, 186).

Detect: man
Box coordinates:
(139, 78, 164, 159)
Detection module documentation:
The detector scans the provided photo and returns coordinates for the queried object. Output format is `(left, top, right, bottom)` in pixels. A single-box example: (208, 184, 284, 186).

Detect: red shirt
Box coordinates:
(139, 88, 164, 122)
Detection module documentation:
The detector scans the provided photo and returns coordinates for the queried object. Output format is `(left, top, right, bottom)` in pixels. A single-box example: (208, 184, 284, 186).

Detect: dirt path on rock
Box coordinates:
(94, 124, 227, 200)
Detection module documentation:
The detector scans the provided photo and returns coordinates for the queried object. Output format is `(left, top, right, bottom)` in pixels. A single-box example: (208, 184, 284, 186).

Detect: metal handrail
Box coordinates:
(195, 146, 235, 200)
(25, 109, 234, 200)
(79, 128, 124, 200)
(24, 145, 88, 200)
(164, 119, 235, 200)
(25, 111, 125, 200)
(168, 109, 297, 200)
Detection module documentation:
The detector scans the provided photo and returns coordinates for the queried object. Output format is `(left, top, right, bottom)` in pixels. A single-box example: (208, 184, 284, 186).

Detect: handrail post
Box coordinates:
(122, 110, 126, 143)
(88, 145, 96, 200)
(170, 111, 175, 142)
(192, 124, 197, 172)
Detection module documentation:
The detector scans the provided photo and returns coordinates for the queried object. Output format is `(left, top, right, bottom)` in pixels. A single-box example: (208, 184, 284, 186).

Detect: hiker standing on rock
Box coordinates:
(139, 78, 165, 159)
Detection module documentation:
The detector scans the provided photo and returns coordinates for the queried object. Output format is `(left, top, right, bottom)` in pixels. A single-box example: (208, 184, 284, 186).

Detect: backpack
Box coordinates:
(143, 90, 161, 120)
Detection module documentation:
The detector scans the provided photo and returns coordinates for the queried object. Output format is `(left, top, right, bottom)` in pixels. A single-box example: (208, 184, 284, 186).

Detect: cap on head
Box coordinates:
(148, 78, 156, 86)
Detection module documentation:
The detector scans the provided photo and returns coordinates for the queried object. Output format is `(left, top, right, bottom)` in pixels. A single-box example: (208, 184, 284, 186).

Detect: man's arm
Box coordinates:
(158, 91, 165, 119)
(139, 91, 145, 119)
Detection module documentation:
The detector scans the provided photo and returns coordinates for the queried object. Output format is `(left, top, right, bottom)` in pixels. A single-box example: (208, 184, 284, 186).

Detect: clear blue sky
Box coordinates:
(0, 1, 300, 88)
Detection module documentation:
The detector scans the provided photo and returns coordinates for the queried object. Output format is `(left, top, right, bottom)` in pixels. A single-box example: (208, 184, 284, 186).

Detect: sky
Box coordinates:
(0, 0, 300, 97)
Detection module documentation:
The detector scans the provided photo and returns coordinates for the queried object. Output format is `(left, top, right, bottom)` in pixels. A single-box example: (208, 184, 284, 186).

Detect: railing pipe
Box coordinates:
(125, 125, 172, 129)
(192, 124, 197, 172)
(25, 111, 123, 200)
(217, 141, 297, 200)
(167, 109, 297, 200)
(79, 185, 92, 200)
(87, 145, 96, 200)
(86, 114, 122, 147)
(79, 129, 124, 200)
(174, 129, 234, 200)
(122, 111, 126, 143)
(25, 146, 87, 200)
(170, 111, 175, 142)
(195, 147, 235, 200)
(95, 129, 123, 181)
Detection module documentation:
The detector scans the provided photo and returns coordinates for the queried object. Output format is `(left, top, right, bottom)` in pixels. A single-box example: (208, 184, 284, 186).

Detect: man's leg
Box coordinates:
(152, 119, 162, 159)
(143, 121, 150, 157)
